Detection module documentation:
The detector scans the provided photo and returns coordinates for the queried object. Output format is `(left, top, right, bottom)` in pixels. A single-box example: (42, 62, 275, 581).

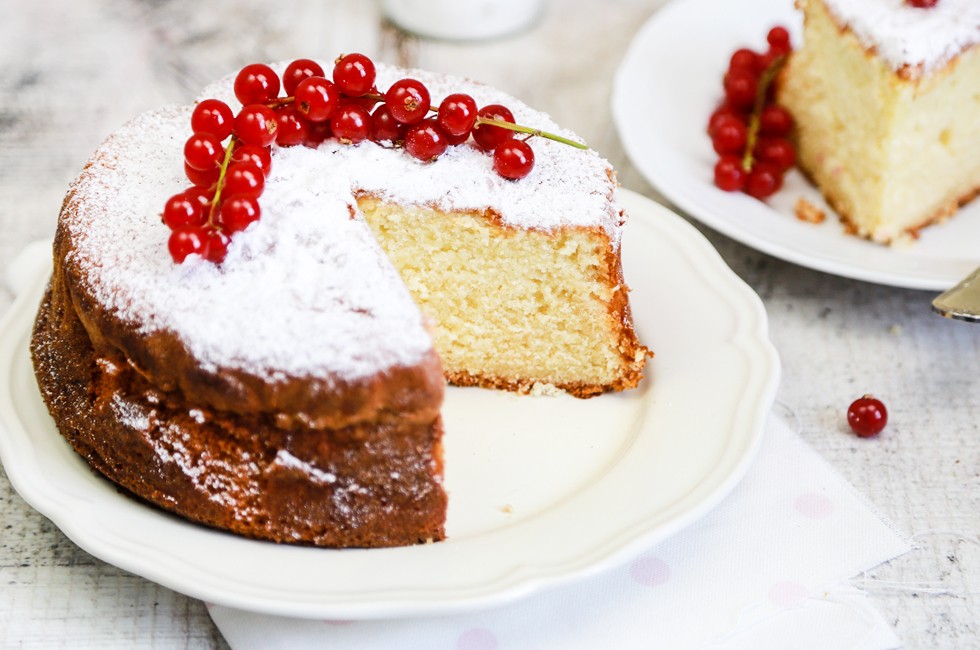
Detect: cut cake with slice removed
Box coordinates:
(31, 61, 651, 548)
(777, 0, 980, 243)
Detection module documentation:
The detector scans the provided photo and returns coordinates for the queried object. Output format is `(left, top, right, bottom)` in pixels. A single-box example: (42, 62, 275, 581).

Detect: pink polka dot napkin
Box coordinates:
(208, 410, 911, 649)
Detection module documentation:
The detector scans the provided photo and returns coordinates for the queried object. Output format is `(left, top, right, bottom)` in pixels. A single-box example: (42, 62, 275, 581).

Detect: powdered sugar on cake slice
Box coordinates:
(820, 0, 980, 75)
(64, 62, 624, 382)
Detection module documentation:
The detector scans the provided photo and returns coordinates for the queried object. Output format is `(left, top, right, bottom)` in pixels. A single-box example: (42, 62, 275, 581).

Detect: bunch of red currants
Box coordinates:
(164, 53, 564, 264)
(708, 26, 796, 200)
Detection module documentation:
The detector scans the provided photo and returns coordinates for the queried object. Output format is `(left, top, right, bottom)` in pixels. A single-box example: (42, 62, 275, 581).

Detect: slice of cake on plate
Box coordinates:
(777, 0, 980, 243)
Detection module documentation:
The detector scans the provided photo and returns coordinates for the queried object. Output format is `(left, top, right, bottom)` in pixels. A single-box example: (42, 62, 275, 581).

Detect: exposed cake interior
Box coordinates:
(778, 0, 980, 242)
(360, 197, 645, 396)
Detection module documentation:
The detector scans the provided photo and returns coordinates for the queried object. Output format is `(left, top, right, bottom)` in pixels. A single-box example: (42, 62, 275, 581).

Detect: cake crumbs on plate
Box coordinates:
(794, 197, 826, 224)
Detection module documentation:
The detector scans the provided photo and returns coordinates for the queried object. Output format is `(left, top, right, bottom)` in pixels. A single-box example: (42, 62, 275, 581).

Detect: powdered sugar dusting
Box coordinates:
(66, 106, 433, 381)
(820, 0, 980, 74)
(64, 62, 622, 380)
(273, 449, 338, 484)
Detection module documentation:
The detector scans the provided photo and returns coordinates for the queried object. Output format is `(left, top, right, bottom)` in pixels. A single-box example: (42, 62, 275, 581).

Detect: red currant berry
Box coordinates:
(204, 228, 230, 263)
(713, 155, 747, 192)
(305, 120, 333, 147)
(168, 226, 210, 263)
(184, 133, 224, 171)
(283, 59, 325, 96)
(472, 104, 516, 151)
(333, 53, 377, 97)
(218, 195, 261, 233)
(708, 107, 744, 137)
(275, 105, 310, 147)
(711, 117, 747, 155)
(330, 103, 372, 143)
(755, 50, 779, 75)
(230, 145, 272, 177)
(437, 93, 478, 137)
(442, 129, 470, 146)
(234, 63, 281, 105)
(191, 99, 234, 141)
(385, 78, 431, 125)
(759, 105, 794, 136)
(723, 70, 757, 111)
(162, 192, 207, 230)
(907, 0, 939, 6)
(847, 395, 888, 437)
(745, 162, 783, 199)
(729, 48, 758, 73)
(185, 162, 220, 188)
(767, 26, 791, 54)
(184, 185, 215, 210)
(295, 76, 340, 122)
(222, 161, 265, 198)
(404, 118, 448, 161)
(493, 139, 535, 180)
(370, 105, 406, 143)
(235, 105, 279, 147)
(755, 136, 796, 170)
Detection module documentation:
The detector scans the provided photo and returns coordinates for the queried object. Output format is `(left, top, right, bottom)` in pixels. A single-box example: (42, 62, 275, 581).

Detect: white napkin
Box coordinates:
(208, 408, 910, 649)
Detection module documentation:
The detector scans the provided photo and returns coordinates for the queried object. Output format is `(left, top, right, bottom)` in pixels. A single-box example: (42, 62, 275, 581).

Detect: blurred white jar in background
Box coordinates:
(381, 0, 545, 41)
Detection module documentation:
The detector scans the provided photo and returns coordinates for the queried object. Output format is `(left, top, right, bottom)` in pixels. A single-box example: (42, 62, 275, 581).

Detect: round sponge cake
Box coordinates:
(31, 62, 649, 547)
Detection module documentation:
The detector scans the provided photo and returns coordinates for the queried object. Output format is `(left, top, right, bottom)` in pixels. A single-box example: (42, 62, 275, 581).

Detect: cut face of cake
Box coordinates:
(31, 62, 650, 548)
(777, 0, 980, 243)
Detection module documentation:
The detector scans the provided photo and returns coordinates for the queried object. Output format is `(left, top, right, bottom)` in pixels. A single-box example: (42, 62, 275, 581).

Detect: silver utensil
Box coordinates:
(932, 267, 980, 322)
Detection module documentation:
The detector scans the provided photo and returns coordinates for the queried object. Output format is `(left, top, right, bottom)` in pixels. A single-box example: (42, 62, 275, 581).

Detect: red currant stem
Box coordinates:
(267, 96, 295, 110)
(207, 139, 238, 227)
(362, 89, 588, 150)
(742, 55, 786, 172)
(476, 117, 588, 150)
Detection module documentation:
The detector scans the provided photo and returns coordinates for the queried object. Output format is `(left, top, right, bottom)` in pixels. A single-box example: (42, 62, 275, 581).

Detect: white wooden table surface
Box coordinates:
(1, 1, 978, 648)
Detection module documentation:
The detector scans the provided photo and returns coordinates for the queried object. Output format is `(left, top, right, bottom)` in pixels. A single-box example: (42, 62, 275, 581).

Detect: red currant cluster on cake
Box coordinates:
(708, 27, 796, 200)
(163, 54, 586, 264)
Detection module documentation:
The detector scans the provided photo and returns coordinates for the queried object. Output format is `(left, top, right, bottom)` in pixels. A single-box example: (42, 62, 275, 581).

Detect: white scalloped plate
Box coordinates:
(613, 0, 979, 291)
(0, 189, 778, 619)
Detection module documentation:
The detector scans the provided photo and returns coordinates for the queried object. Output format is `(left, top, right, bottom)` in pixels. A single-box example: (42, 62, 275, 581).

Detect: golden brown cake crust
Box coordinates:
(31, 259, 447, 548)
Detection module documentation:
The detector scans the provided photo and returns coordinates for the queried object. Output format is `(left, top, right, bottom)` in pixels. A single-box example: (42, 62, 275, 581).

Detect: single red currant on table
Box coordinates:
(847, 395, 888, 437)
(906, 0, 938, 7)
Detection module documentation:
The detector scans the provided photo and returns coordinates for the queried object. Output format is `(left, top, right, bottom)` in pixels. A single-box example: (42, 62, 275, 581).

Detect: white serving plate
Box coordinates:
(0, 189, 778, 619)
(613, 0, 979, 291)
